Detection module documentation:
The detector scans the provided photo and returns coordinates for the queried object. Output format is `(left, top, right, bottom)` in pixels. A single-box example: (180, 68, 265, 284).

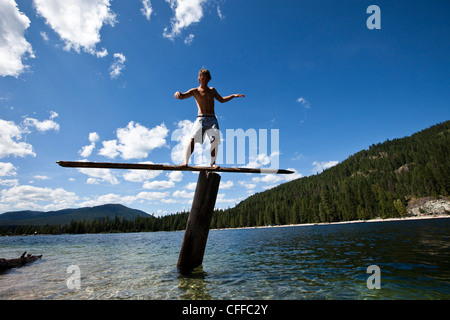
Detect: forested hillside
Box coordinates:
(210, 121, 450, 228)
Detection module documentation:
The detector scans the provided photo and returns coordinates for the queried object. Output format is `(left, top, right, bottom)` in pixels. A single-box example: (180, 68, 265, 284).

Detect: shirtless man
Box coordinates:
(174, 69, 245, 168)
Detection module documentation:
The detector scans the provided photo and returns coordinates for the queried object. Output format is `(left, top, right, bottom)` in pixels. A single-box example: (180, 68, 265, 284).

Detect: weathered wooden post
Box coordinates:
(177, 170, 221, 274)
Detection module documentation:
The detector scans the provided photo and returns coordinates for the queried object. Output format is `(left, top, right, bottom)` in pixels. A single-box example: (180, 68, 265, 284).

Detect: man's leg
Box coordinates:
(210, 136, 219, 168)
(182, 138, 195, 166)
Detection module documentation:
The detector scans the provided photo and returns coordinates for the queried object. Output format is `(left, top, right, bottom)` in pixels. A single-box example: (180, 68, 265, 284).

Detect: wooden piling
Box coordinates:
(177, 170, 221, 274)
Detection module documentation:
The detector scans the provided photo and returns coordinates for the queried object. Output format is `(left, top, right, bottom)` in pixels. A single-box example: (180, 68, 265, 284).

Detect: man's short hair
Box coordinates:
(198, 68, 211, 82)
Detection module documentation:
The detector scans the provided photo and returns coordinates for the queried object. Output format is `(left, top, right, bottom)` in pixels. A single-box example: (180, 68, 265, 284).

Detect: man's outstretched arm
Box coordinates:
(174, 88, 196, 100)
(213, 89, 245, 103)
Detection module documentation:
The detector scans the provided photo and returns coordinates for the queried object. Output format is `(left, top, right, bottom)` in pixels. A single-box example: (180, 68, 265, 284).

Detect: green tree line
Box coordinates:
(0, 212, 189, 236)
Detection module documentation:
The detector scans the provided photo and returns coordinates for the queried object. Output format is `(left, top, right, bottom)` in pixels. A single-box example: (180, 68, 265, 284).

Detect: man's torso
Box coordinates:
(193, 87, 215, 115)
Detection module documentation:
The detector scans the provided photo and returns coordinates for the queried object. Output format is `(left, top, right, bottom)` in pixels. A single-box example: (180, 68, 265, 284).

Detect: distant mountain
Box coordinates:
(0, 204, 151, 226)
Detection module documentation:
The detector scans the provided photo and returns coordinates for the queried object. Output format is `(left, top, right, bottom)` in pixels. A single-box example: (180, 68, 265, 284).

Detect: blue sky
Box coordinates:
(0, 0, 449, 215)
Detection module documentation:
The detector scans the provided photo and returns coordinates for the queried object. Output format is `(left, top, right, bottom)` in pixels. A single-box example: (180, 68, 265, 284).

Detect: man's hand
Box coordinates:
(174, 91, 182, 99)
(234, 94, 245, 98)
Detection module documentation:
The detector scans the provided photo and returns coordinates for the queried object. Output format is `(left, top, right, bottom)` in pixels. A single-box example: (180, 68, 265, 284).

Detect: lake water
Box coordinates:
(1, 218, 449, 300)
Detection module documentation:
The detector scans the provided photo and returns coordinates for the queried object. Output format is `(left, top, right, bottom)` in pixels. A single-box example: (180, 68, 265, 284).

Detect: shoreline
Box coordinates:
(212, 214, 450, 231)
(2, 214, 449, 237)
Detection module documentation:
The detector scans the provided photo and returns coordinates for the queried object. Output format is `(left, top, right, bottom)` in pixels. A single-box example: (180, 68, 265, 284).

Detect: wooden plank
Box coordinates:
(57, 161, 294, 174)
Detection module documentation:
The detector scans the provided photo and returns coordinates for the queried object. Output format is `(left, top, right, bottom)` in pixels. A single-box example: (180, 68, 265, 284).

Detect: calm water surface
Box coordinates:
(1, 218, 449, 300)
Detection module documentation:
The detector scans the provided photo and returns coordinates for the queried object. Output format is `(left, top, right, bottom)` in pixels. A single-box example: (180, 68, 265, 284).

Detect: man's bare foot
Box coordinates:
(180, 163, 188, 167)
(211, 164, 220, 169)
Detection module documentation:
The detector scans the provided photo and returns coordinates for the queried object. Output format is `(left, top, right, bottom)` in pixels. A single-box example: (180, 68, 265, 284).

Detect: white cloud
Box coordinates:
(137, 191, 170, 201)
(253, 174, 284, 185)
(0, 0, 34, 77)
(77, 167, 119, 185)
(216, 193, 239, 204)
(184, 34, 194, 45)
(78, 193, 136, 207)
(79, 144, 94, 158)
(49, 111, 58, 119)
(0, 119, 35, 159)
(0, 178, 18, 187)
(0, 113, 59, 160)
(238, 180, 256, 190)
(79, 132, 99, 158)
(284, 168, 303, 181)
(246, 152, 279, 169)
(122, 162, 162, 183)
(33, 0, 116, 57)
(184, 182, 197, 190)
(297, 97, 311, 109)
(33, 175, 50, 180)
(23, 111, 60, 132)
(172, 189, 194, 199)
(95, 48, 108, 58)
(99, 121, 168, 160)
(261, 184, 277, 190)
(291, 152, 304, 161)
(88, 132, 100, 142)
(0, 162, 17, 176)
(163, 0, 206, 39)
(143, 180, 175, 190)
(0, 185, 78, 211)
(109, 52, 126, 79)
(312, 160, 339, 174)
(220, 180, 234, 189)
(167, 171, 183, 182)
(247, 153, 271, 168)
(160, 198, 178, 204)
(141, 0, 153, 20)
(40, 31, 49, 42)
(217, 6, 224, 20)
(135, 167, 183, 189)
(98, 139, 119, 158)
(23, 115, 60, 132)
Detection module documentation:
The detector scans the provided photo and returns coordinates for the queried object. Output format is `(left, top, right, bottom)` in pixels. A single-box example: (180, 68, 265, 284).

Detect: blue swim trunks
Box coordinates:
(191, 114, 220, 144)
